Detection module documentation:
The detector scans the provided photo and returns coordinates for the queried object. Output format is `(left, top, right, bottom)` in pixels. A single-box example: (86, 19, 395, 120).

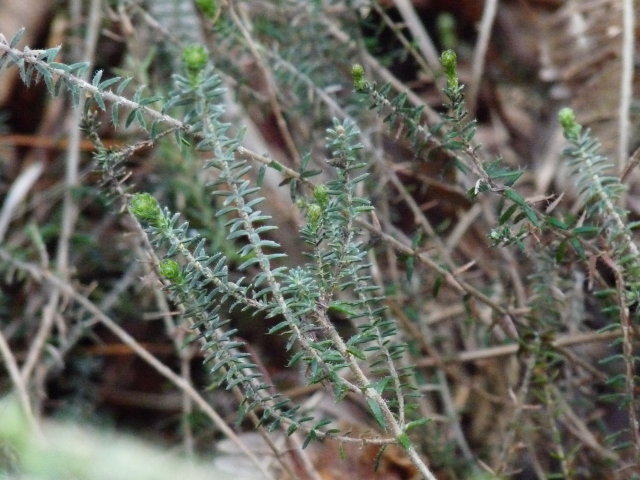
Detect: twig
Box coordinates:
(436, 370, 476, 464)
(416, 329, 624, 367)
(20, 0, 103, 391)
(358, 218, 512, 318)
(0, 248, 276, 480)
(390, 0, 441, 73)
(611, 255, 640, 460)
(370, 1, 434, 79)
(544, 384, 571, 478)
(229, 3, 302, 167)
(553, 384, 619, 463)
(0, 329, 39, 434)
(386, 166, 456, 269)
(494, 345, 538, 475)
(618, 0, 635, 173)
(0, 161, 43, 242)
(467, 0, 498, 115)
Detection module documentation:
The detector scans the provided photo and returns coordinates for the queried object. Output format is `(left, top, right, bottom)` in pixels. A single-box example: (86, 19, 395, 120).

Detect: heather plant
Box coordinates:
(0, 2, 639, 479)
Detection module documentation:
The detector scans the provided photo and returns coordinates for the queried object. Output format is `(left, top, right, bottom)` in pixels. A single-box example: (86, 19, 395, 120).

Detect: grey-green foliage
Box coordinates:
(5, 7, 640, 474)
(559, 108, 640, 307)
(130, 62, 308, 433)
(111, 39, 419, 445)
(354, 52, 540, 249)
(135, 55, 413, 433)
(354, 45, 640, 469)
(294, 119, 414, 406)
(0, 26, 432, 473)
(558, 109, 640, 448)
(0, 28, 173, 138)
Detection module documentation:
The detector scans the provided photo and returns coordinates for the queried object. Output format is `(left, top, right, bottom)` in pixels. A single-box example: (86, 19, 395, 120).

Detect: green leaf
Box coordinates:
(98, 76, 121, 91)
(432, 273, 443, 297)
(9, 28, 25, 48)
(499, 203, 519, 225)
(366, 397, 386, 428)
(256, 165, 266, 187)
(627, 220, 640, 230)
(93, 91, 106, 111)
(116, 76, 133, 95)
(36, 65, 54, 95)
(372, 378, 390, 394)
(411, 230, 423, 249)
(269, 320, 290, 335)
(49, 62, 70, 72)
(573, 225, 600, 235)
(346, 347, 366, 360)
(238, 256, 261, 270)
(396, 432, 411, 450)
(91, 69, 103, 87)
(503, 188, 540, 227)
(546, 216, 568, 230)
(405, 255, 415, 282)
(125, 109, 138, 128)
(288, 351, 305, 367)
(405, 418, 430, 431)
(301, 168, 322, 178)
(444, 140, 464, 151)
(150, 120, 161, 140)
(569, 237, 585, 259)
(554, 240, 568, 263)
(68, 62, 89, 76)
(327, 301, 357, 317)
(135, 110, 146, 129)
(302, 429, 316, 449)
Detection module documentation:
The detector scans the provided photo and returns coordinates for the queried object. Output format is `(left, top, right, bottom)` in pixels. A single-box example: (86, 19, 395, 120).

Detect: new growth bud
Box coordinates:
(159, 259, 183, 283)
(351, 64, 366, 92)
(130, 193, 163, 227)
(440, 50, 458, 90)
(183, 45, 209, 81)
(306, 203, 322, 228)
(313, 184, 329, 208)
(558, 107, 581, 140)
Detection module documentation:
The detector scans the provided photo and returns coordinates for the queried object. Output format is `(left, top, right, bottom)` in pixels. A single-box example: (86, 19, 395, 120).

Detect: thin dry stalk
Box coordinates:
(618, 0, 634, 172)
(467, 0, 498, 115)
(612, 258, 640, 461)
(390, 0, 440, 74)
(0, 248, 276, 480)
(0, 161, 43, 242)
(230, 3, 302, 167)
(416, 329, 623, 367)
(0, 329, 39, 433)
(20, 0, 103, 397)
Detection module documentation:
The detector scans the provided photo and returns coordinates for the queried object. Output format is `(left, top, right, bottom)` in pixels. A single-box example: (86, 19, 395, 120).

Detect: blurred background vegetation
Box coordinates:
(1, 0, 640, 478)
